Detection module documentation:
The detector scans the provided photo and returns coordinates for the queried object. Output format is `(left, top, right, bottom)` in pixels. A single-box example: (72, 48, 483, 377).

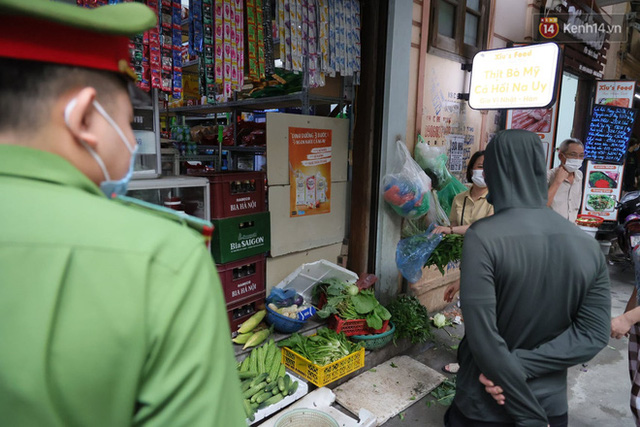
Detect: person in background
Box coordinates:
(0, 1, 245, 426)
(547, 138, 585, 223)
(433, 151, 494, 375)
(611, 246, 640, 424)
(433, 151, 494, 304)
(446, 129, 610, 427)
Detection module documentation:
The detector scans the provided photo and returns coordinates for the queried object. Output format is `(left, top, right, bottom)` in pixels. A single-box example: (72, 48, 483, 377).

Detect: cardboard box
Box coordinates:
(409, 264, 461, 314)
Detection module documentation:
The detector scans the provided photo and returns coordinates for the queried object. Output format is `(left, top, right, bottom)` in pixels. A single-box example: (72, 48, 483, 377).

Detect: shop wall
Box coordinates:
(490, 0, 530, 49)
(265, 112, 350, 290)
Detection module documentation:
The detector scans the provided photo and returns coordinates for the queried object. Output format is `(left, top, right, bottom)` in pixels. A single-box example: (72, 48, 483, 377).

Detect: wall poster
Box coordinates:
(506, 104, 559, 168)
(580, 163, 623, 220)
(289, 127, 332, 217)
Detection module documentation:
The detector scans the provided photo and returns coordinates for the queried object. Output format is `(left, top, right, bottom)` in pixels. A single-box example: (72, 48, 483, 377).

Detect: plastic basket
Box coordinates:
(274, 409, 339, 427)
(265, 305, 305, 333)
(281, 345, 365, 387)
(350, 321, 395, 350)
(329, 314, 390, 337)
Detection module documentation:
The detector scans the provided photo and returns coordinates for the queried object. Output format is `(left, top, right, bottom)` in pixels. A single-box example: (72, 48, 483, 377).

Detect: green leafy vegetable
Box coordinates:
(390, 362, 398, 368)
(315, 284, 390, 329)
(386, 295, 433, 344)
(277, 327, 362, 366)
(352, 292, 376, 314)
(429, 377, 456, 406)
(426, 234, 464, 275)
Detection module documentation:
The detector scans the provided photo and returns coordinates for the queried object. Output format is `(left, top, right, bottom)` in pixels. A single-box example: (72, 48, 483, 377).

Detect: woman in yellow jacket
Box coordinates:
(433, 151, 494, 302)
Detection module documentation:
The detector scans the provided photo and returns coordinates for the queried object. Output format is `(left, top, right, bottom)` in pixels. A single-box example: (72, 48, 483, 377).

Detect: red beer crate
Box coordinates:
(217, 254, 266, 307)
(192, 171, 266, 219)
(226, 291, 266, 335)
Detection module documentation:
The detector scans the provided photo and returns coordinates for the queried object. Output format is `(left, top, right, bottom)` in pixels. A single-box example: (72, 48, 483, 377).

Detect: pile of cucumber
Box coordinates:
(237, 339, 299, 422)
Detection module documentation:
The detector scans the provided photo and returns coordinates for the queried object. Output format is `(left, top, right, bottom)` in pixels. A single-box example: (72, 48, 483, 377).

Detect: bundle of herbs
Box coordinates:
(314, 279, 391, 330)
(277, 327, 362, 366)
(386, 295, 432, 344)
(426, 234, 463, 274)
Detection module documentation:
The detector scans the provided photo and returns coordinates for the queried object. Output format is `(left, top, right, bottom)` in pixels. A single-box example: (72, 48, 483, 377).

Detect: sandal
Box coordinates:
(442, 363, 460, 374)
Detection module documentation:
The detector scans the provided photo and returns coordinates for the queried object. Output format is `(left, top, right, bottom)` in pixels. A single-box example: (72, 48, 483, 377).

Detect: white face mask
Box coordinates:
(563, 158, 583, 173)
(471, 169, 486, 188)
(64, 97, 138, 198)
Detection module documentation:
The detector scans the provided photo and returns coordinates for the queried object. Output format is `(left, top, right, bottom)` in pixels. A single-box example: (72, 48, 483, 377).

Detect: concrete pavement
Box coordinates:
(381, 263, 636, 426)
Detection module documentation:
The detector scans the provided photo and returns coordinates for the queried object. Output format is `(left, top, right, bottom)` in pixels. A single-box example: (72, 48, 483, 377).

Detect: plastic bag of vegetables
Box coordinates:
(414, 136, 467, 216)
(382, 140, 432, 219)
(396, 224, 443, 283)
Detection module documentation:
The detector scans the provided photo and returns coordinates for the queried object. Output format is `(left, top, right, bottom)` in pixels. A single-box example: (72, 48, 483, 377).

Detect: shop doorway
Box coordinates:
(553, 72, 579, 169)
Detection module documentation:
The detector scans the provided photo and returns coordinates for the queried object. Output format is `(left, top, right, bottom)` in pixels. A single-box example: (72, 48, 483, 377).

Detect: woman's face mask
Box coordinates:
(471, 169, 487, 188)
(64, 97, 138, 198)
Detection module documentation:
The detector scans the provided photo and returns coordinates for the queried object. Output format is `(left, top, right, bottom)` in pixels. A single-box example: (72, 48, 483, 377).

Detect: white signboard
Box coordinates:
(579, 162, 624, 221)
(469, 43, 561, 110)
(595, 80, 636, 109)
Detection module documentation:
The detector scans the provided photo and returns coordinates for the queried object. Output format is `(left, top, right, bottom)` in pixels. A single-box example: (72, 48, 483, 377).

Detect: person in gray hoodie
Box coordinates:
(445, 129, 611, 427)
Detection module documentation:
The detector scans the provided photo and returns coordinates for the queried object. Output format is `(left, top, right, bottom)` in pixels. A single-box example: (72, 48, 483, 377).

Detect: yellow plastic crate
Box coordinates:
(281, 346, 365, 387)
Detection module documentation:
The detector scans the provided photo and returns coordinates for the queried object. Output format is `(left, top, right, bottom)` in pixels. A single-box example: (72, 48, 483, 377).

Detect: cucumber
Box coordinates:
(240, 379, 253, 392)
(242, 381, 267, 399)
(268, 347, 282, 381)
(251, 389, 270, 403)
(278, 364, 286, 378)
(277, 376, 285, 392)
(240, 356, 251, 372)
(288, 381, 299, 396)
(255, 390, 273, 404)
(249, 373, 269, 388)
(265, 381, 278, 392)
(258, 393, 284, 409)
(283, 375, 291, 394)
(243, 399, 254, 421)
(237, 370, 258, 380)
(250, 348, 258, 374)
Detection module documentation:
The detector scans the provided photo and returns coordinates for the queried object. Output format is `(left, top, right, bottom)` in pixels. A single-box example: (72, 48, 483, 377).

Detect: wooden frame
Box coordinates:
(429, 0, 490, 62)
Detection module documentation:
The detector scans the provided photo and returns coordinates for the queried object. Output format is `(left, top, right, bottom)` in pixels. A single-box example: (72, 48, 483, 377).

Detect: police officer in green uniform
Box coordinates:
(0, 1, 246, 425)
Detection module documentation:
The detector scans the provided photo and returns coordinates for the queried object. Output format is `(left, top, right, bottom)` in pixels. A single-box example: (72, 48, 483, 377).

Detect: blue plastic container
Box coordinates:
(266, 305, 306, 333)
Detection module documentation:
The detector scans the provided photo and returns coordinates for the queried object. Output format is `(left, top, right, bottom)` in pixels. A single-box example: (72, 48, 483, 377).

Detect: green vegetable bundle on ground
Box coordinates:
(313, 279, 391, 330)
(237, 339, 299, 422)
(277, 327, 362, 367)
(386, 295, 432, 344)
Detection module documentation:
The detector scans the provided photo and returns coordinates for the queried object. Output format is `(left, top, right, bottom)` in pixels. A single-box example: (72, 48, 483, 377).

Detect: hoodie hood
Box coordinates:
(484, 129, 548, 212)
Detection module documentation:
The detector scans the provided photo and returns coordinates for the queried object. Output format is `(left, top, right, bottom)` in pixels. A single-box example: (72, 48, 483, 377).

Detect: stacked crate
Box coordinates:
(195, 171, 270, 332)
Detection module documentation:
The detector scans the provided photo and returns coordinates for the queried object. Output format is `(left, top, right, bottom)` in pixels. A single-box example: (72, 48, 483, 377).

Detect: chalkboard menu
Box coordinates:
(584, 105, 637, 165)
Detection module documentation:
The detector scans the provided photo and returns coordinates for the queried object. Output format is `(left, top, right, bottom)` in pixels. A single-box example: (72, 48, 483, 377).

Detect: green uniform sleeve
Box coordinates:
(512, 256, 611, 379)
(460, 230, 548, 427)
(133, 243, 246, 427)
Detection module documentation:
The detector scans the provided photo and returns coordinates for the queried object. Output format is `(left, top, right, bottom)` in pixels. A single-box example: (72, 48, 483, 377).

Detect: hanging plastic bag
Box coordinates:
(437, 178, 467, 217)
(396, 224, 443, 283)
(382, 140, 432, 219)
(414, 135, 467, 216)
(414, 137, 449, 187)
(401, 217, 429, 239)
(427, 190, 451, 227)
